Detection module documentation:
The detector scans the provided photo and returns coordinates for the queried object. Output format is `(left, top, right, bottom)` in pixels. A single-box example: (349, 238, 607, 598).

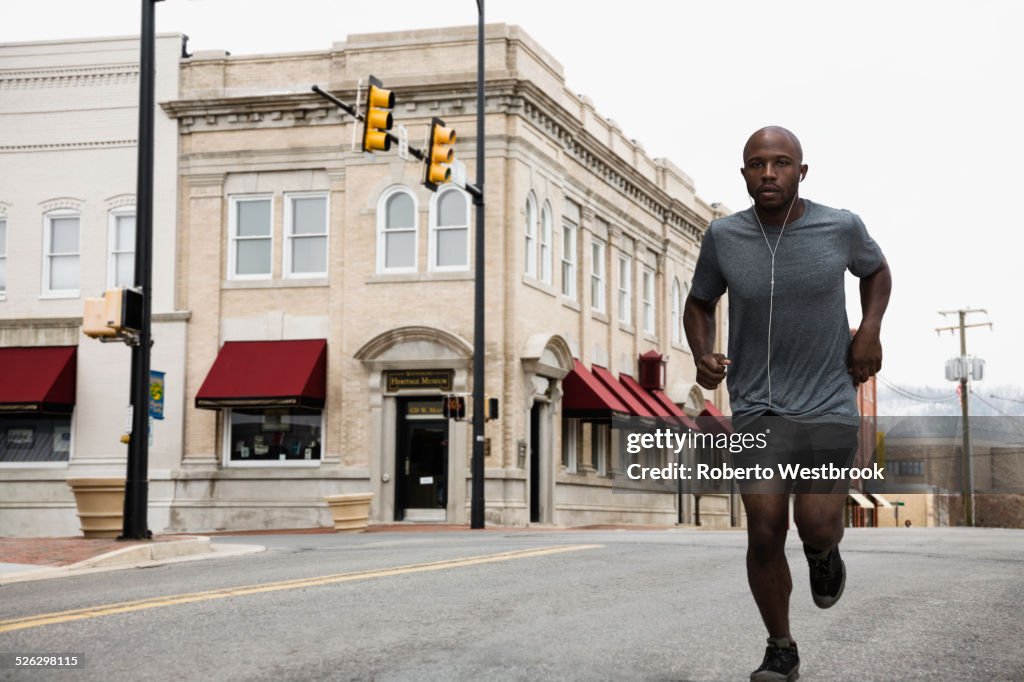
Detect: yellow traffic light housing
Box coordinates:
(361, 75, 394, 153)
(424, 117, 456, 191)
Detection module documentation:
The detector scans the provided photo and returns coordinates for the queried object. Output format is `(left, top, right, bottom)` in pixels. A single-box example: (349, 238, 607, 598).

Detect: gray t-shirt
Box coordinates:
(690, 199, 884, 419)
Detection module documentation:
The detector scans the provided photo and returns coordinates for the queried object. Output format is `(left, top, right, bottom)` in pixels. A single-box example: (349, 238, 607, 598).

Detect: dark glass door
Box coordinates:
(530, 402, 540, 523)
(396, 399, 448, 519)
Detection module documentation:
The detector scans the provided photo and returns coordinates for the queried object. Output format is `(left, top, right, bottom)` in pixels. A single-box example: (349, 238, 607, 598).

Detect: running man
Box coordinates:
(684, 126, 892, 681)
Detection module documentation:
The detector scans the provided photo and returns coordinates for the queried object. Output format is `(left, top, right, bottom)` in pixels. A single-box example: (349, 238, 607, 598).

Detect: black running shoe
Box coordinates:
(806, 545, 846, 608)
(750, 638, 800, 681)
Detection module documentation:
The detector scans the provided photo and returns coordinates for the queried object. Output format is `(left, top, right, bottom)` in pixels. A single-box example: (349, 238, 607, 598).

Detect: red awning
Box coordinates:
(0, 346, 77, 414)
(195, 339, 327, 409)
(562, 360, 629, 418)
(591, 365, 654, 418)
(700, 399, 734, 434)
(646, 386, 702, 431)
(618, 373, 690, 429)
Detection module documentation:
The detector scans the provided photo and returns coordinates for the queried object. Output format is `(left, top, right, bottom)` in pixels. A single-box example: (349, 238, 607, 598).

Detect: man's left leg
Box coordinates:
(793, 493, 847, 608)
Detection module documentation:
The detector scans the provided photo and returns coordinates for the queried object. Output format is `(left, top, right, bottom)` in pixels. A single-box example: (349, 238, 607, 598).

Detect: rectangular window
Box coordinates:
(108, 210, 136, 288)
(642, 267, 655, 334)
(562, 418, 579, 473)
(226, 407, 322, 464)
(618, 255, 632, 325)
(230, 196, 273, 279)
(0, 414, 73, 464)
(561, 200, 579, 299)
(540, 204, 553, 284)
(592, 422, 610, 476)
(285, 193, 328, 277)
(44, 212, 80, 296)
(0, 218, 6, 295)
(591, 238, 606, 313)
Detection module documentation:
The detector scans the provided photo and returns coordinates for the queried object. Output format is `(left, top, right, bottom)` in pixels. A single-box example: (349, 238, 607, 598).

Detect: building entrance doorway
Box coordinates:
(396, 398, 448, 521)
(530, 401, 541, 523)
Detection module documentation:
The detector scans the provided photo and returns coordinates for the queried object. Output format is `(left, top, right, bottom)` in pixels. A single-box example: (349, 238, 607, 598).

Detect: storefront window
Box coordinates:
(0, 414, 72, 463)
(227, 407, 322, 463)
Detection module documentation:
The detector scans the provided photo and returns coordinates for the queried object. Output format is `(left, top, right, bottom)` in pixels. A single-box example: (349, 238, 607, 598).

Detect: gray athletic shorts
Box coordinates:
(730, 411, 859, 494)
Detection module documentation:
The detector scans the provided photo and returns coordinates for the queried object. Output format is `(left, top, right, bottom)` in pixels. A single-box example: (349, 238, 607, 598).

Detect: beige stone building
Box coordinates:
(0, 35, 187, 535)
(170, 24, 730, 531)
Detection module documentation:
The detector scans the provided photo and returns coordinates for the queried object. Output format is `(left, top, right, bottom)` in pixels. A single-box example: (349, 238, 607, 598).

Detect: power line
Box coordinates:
(877, 375, 958, 403)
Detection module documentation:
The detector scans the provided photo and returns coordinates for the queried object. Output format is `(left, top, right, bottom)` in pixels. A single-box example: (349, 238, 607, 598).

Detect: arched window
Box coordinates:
(430, 187, 470, 270)
(540, 201, 553, 284)
(377, 187, 418, 273)
(524, 193, 537, 277)
(108, 207, 136, 288)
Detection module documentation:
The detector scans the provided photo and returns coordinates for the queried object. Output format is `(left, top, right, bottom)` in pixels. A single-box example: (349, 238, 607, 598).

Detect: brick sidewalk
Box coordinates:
(0, 536, 190, 567)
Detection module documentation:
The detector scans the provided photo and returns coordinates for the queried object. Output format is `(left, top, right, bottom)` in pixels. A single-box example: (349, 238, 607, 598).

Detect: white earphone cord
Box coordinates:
(751, 192, 799, 413)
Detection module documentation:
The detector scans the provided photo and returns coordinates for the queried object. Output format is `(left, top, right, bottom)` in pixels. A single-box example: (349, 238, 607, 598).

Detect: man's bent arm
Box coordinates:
(684, 294, 730, 390)
(849, 258, 892, 384)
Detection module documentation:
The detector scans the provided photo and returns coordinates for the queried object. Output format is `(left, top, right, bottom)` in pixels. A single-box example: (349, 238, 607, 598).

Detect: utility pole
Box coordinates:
(121, 0, 162, 540)
(936, 307, 992, 527)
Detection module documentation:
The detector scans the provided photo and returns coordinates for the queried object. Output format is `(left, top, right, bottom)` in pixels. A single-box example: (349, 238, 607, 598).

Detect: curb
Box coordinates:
(0, 538, 265, 586)
(70, 536, 213, 569)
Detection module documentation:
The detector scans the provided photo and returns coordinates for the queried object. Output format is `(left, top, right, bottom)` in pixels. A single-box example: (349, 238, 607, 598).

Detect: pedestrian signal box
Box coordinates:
(443, 395, 466, 421)
(83, 288, 144, 339)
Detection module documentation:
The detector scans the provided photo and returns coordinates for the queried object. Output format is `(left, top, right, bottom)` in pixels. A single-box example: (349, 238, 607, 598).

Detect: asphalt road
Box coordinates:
(1, 528, 1022, 681)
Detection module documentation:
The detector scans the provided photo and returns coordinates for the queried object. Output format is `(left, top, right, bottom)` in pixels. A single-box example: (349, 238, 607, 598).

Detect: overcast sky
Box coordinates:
(4, 1, 1022, 402)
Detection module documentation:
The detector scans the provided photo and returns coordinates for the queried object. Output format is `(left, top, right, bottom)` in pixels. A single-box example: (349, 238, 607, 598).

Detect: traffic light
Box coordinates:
(361, 75, 394, 153)
(424, 117, 456, 191)
(83, 288, 144, 339)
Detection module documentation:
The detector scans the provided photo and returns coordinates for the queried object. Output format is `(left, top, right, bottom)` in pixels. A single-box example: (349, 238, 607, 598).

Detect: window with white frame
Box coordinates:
(618, 254, 632, 325)
(591, 238, 606, 313)
(642, 267, 656, 334)
(561, 199, 579, 299)
(431, 188, 470, 270)
(43, 211, 80, 295)
(562, 417, 580, 472)
(285, 193, 328, 278)
(524, 193, 537, 277)
(0, 218, 6, 295)
(672, 278, 690, 350)
(378, 188, 417, 272)
(225, 407, 323, 464)
(229, 196, 273, 279)
(540, 202, 553, 284)
(108, 209, 136, 288)
(592, 422, 610, 476)
(671, 278, 682, 344)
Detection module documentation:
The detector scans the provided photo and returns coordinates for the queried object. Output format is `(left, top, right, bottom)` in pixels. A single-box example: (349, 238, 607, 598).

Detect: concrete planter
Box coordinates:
(66, 478, 125, 538)
(324, 492, 374, 533)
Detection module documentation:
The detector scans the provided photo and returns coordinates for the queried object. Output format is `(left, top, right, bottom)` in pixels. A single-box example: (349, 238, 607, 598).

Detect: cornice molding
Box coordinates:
(0, 64, 138, 90)
(0, 139, 136, 154)
(163, 76, 709, 241)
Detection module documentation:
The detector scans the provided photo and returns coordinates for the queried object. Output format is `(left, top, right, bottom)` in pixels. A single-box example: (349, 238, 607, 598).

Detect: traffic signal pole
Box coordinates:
(122, 0, 161, 540)
(470, 0, 486, 529)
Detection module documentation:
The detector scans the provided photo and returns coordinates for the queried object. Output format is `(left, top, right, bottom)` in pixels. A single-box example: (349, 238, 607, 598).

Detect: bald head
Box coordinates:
(744, 126, 803, 164)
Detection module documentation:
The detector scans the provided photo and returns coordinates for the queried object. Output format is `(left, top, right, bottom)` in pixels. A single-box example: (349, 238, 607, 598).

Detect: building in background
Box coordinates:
(0, 35, 188, 535)
(163, 24, 730, 531)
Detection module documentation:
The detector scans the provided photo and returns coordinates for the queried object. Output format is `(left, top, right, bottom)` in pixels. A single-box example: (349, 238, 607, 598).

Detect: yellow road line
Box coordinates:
(0, 544, 601, 634)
